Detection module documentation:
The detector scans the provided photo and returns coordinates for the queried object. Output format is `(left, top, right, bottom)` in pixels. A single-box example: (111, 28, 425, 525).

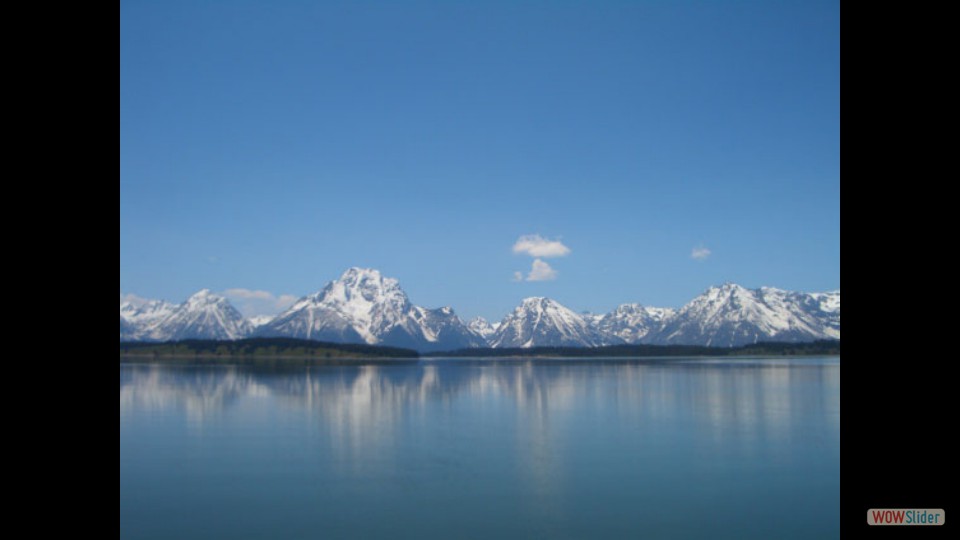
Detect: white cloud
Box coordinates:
(222, 288, 298, 317)
(512, 234, 571, 258)
(120, 293, 163, 307)
(223, 288, 274, 301)
(512, 271, 524, 282)
(526, 259, 558, 281)
(120, 293, 152, 307)
(691, 246, 712, 261)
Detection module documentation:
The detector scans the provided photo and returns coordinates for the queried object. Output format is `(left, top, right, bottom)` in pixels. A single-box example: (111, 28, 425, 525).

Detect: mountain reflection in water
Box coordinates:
(120, 359, 839, 540)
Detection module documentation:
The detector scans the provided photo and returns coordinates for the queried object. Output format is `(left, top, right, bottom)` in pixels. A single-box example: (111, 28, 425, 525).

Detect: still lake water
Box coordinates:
(120, 358, 839, 539)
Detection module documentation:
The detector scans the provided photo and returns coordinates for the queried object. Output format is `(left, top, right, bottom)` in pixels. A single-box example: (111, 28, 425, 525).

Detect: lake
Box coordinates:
(120, 358, 840, 539)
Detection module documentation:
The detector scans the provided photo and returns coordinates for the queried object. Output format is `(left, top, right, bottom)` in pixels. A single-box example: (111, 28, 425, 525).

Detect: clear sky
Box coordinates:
(120, 0, 840, 321)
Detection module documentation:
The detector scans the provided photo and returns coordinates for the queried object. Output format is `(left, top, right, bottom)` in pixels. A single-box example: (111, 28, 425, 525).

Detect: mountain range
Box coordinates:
(121, 268, 840, 350)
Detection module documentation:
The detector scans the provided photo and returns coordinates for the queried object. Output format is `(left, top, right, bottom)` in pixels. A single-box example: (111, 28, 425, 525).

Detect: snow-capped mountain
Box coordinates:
(120, 298, 176, 325)
(150, 290, 253, 341)
(255, 268, 482, 352)
(120, 277, 839, 350)
(468, 317, 500, 342)
(490, 297, 618, 348)
(120, 317, 134, 341)
(410, 306, 487, 350)
(119, 298, 178, 341)
(652, 284, 840, 347)
(809, 290, 841, 339)
(811, 290, 840, 314)
(595, 304, 676, 344)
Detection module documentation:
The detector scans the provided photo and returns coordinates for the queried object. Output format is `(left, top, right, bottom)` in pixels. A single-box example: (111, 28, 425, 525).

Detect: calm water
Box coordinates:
(120, 358, 840, 539)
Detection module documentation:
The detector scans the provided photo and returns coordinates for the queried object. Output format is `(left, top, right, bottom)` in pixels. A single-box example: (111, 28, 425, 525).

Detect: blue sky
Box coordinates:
(120, 0, 840, 321)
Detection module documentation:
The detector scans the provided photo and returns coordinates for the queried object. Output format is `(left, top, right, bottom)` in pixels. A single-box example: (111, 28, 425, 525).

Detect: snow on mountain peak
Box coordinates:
(121, 277, 839, 350)
(121, 290, 250, 341)
(120, 297, 178, 341)
(468, 317, 499, 340)
(491, 297, 614, 348)
(596, 303, 675, 343)
(255, 268, 483, 351)
(184, 289, 224, 305)
(120, 298, 176, 323)
(658, 284, 839, 346)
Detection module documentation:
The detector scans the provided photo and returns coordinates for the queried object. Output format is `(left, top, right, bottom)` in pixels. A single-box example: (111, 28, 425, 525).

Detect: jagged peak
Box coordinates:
(518, 297, 570, 309)
(295, 268, 408, 309)
(340, 267, 384, 280)
(337, 267, 401, 289)
(711, 282, 748, 292)
(612, 303, 645, 313)
(184, 289, 226, 306)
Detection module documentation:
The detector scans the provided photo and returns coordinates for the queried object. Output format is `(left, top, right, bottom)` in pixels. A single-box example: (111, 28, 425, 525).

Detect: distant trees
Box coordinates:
(119, 338, 420, 361)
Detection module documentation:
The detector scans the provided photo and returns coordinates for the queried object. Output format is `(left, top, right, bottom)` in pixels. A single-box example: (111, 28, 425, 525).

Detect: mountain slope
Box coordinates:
(490, 297, 617, 348)
(120, 317, 134, 341)
(468, 317, 499, 342)
(595, 304, 676, 344)
(652, 284, 839, 347)
(119, 299, 178, 341)
(256, 268, 482, 351)
(149, 290, 253, 341)
(809, 290, 841, 339)
(410, 307, 487, 351)
(121, 278, 839, 349)
(247, 315, 276, 329)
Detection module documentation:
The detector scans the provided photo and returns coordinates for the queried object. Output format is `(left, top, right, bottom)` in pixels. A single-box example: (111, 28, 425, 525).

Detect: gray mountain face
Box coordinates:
(255, 268, 484, 351)
(596, 304, 676, 344)
(651, 284, 840, 347)
(491, 297, 618, 348)
(120, 317, 134, 341)
(410, 307, 488, 352)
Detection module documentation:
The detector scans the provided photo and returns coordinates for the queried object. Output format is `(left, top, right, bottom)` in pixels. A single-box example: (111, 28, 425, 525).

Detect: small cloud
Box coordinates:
(512, 271, 524, 282)
(223, 288, 297, 317)
(526, 259, 558, 281)
(513, 234, 571, 258)
(691, 246, 712, 261)
(120, 293, 152, 307)
(223, 288, 274, 301)
(276, 294, 298, 307)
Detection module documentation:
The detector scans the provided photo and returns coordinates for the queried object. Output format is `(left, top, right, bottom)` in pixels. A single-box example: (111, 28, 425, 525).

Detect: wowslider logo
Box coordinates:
(867, 509, 944, 526)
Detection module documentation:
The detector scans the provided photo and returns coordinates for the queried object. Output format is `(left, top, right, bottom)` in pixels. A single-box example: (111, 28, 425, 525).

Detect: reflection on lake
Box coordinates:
(120, 358, 839, 540)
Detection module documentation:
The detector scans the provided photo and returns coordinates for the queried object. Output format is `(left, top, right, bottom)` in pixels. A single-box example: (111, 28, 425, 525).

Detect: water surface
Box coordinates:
(120, 358, 840, 539)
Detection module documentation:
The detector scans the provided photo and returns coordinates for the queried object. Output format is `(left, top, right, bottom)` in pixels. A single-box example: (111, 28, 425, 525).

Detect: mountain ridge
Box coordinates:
(121, 269, 840, 350)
